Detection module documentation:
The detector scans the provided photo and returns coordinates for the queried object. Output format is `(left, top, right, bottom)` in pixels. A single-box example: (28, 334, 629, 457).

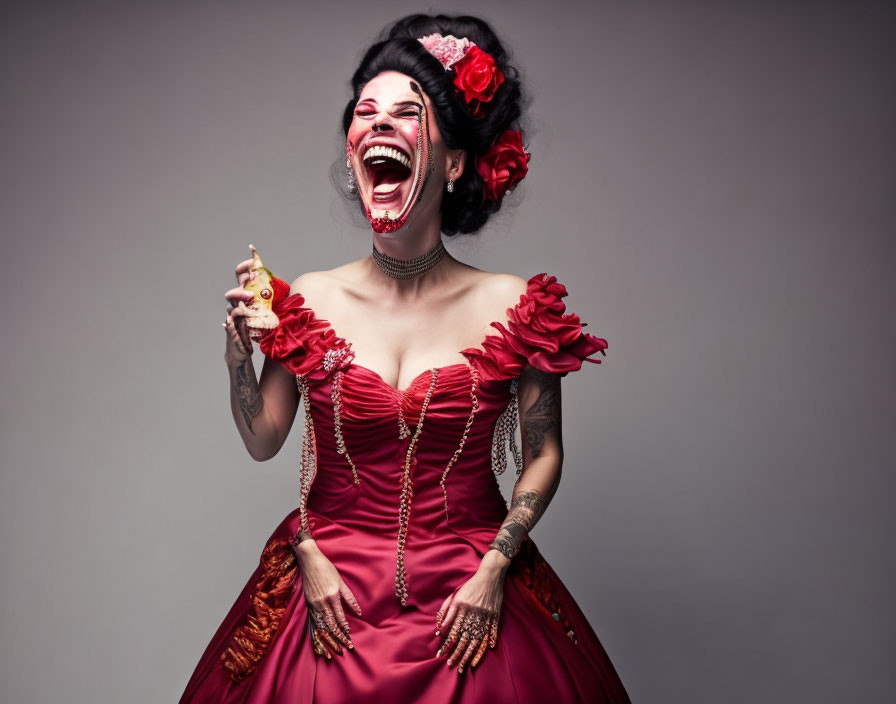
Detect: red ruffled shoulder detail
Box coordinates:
(256, 276, 354, 379)
(461, 273, 607, 379)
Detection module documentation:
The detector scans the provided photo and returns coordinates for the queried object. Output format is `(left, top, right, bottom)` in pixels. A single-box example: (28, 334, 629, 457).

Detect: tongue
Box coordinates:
(373, 182, 401, 196)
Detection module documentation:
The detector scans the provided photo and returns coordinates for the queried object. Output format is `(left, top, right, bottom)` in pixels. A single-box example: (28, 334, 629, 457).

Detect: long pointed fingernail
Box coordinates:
(436, 646, 443, 657)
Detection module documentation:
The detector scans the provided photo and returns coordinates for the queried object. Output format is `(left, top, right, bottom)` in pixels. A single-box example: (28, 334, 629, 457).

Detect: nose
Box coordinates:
(372, 114, 394, 132)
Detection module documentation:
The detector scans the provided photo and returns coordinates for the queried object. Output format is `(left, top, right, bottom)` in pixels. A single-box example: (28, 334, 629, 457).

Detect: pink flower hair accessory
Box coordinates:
(417, 33, 475, 71)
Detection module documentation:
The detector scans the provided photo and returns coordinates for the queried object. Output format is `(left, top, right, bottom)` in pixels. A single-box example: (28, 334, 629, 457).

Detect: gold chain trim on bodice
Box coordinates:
(295, 376, 318, 543)
(439, 365, 480, 521)
(396, 394, 411, 439)
(330, 370, 361, 485)
(395, 368, 440, 605)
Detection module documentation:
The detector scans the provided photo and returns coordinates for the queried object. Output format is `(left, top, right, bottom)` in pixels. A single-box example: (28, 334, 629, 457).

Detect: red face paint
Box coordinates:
(346, 72, 436, 233)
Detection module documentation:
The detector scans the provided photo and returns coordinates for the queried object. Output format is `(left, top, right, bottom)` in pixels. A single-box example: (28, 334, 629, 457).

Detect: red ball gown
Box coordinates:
(180, 272, 631, 703)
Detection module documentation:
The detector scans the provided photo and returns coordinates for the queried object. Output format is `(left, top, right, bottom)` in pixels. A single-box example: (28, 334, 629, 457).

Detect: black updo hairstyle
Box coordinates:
(337, 13, 529, 237)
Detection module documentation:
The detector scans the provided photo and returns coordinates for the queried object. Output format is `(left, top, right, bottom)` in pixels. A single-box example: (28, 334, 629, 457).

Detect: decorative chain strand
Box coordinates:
(440, 364, 480, 520)
(395, 368, 440, 606)
(331, 370, 361, 485)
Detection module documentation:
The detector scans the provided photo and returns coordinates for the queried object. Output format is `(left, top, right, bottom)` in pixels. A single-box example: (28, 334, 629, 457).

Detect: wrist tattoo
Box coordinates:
(489, 489, 549, 560)
(522, 368, 560, 459)
(235, 358, 262, 434)
(290, 527, 314, 549)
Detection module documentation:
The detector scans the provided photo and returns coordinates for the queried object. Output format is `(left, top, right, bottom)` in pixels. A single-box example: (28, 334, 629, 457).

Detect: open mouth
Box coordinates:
(362, 144, 414, 213)
(354, 132, 431, 233)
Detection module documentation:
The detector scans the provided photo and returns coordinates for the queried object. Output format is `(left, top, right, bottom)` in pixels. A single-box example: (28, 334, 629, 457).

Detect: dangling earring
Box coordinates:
(446, 179, 455, 193)
(347, 157, 356, 194)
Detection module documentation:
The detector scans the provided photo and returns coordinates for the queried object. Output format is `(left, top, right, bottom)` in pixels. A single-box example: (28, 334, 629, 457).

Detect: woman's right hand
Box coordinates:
(223, 256, 260, 367)
(294, 541, 363, 658)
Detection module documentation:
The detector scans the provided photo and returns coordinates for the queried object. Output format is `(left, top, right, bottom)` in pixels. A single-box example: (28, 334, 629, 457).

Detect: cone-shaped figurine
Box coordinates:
(242, 243, 280, 339)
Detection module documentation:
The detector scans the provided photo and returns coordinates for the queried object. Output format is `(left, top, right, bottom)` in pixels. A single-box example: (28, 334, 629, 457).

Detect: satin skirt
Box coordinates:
(179, 505, 631, 704)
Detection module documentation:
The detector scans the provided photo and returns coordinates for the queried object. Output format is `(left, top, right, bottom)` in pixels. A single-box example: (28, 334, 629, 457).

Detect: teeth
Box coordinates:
(362, 145, 411, 169)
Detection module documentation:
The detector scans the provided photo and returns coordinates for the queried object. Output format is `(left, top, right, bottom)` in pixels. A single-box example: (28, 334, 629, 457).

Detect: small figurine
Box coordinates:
(240, 243, 280, 340)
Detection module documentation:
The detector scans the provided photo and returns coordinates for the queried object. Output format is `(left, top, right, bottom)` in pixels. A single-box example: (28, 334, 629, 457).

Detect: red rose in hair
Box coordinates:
(476, 129, 531, 200)
(452, 45, 504, 116)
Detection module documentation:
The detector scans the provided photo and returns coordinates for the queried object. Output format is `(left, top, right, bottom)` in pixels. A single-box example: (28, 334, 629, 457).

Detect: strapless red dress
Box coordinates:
(180, 272, 630, 703)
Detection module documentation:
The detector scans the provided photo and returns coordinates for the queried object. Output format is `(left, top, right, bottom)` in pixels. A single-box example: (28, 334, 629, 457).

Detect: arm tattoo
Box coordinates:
(522, 368, 561, 459)
(235, 358, 263, 434)
(489, 489, 549, 560)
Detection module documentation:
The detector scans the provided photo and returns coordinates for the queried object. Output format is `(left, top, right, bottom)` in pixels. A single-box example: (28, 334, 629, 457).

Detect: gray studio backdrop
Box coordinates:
(1, 1, 893, 702)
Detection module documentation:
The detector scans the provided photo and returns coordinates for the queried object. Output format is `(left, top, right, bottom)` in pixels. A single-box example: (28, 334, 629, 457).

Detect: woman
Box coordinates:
(180, 13, 631, 704)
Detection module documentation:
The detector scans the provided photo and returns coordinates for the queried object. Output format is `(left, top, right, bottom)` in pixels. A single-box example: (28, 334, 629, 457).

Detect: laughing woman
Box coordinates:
(180, 12, 631, 704)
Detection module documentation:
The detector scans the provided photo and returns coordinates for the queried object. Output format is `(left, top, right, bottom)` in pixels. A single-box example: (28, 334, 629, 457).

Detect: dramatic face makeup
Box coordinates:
(346, 71, 437, 233)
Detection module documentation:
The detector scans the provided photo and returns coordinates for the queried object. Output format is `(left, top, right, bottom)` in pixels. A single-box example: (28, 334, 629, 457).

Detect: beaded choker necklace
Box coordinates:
(372, 240, 447, 279)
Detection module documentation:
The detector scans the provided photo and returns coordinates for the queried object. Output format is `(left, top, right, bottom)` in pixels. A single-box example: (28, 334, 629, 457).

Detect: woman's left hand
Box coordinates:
(435, 553, 510, 673)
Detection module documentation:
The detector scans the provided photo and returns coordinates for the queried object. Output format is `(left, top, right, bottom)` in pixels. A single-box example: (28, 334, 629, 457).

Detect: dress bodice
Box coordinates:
(256, 271, 607, 606)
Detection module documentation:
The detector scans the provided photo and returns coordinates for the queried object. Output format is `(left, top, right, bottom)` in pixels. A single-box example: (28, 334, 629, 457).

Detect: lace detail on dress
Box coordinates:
(219, 536, 299, 681)
(491, 377, 523, 484)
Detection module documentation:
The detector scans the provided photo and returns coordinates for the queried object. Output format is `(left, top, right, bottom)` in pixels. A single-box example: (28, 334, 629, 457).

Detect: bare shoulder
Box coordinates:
(288, 271, 326, 297)
(471, 271, 530, 308)
(288, 263, 356, 298)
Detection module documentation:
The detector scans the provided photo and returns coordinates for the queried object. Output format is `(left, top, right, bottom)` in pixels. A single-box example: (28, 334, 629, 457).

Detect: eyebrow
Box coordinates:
(356, 99, 423, 110)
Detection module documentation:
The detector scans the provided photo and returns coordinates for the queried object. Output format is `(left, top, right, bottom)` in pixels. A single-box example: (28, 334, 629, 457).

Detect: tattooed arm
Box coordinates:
(225, 269, 308, 462)
(485, 366, 564, 568)
(432, 366, 562, 672)
(226, 354, 300, 462)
